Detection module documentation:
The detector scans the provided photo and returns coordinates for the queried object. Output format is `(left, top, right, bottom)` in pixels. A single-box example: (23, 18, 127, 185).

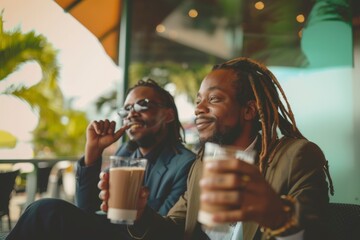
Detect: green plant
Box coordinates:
(0, 12, 88, 156)
(94, 61, 213, 116)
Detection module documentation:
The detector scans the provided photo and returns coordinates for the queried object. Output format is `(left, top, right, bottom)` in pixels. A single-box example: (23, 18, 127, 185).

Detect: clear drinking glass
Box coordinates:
(107, 156, 147, 225)
(198, 142, 256, 233)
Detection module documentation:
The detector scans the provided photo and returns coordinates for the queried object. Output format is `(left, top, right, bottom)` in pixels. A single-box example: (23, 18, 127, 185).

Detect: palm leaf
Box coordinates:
(0, 130, 17, 149)
(0, 13, 88, 156)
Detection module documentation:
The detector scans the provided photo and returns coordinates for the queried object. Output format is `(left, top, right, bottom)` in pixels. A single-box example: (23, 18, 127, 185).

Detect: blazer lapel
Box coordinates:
(146, 145, 175, 199)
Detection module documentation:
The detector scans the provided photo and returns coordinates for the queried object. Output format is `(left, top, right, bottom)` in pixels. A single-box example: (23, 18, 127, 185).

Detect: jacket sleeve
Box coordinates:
(75, 156, 102, 213)
(272, 139, 330, 239)
(290, 141, 330, 238)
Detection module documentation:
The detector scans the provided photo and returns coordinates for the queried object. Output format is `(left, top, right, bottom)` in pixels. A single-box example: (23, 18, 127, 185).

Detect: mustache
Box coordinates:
(124, 118, 146, 126)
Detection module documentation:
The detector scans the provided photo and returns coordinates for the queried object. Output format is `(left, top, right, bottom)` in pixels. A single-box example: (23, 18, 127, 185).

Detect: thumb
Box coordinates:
(113, 125, 129, 141)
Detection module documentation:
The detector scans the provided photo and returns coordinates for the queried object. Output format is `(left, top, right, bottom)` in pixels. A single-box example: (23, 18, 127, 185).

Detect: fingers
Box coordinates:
(98, 172, 109, 190)
(99, 171, 109, 181)
(200, 190, 242, 206)
(200, 173, 251, 190)
(199, 157, 287, 226)
(211, 201, 268, 224)
(92, 120, 117, 136)
(108, 121, 116, 134)
(113, 124, 130, 141)
(202, 159, 259, 191)
(100, 201, 108, 212)
(205, 159, 258, 175)
(98, 171, 109, 202)
(212, 209, 247, 223)
(99, 190, 109, 201)
(98, 171, 110, 212)
(89, 120, 129, 141)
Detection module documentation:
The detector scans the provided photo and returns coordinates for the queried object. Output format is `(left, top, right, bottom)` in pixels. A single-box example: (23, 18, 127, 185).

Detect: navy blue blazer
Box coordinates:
(75, 141, 196, 216)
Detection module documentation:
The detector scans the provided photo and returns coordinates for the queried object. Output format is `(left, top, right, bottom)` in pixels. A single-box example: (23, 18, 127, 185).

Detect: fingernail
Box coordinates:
(200, 193, 210, 201)
(205, 162, 217, 169)
(199, 178, 210, 186)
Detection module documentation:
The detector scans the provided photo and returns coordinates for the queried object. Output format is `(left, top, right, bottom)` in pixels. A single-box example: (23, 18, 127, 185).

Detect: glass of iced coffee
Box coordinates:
(198, 142, 255, 233)
(107, 156, 147, 225)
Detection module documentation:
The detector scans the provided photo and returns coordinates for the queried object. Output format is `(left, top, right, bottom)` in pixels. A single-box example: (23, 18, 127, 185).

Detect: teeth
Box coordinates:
(130, 124, 142, 130)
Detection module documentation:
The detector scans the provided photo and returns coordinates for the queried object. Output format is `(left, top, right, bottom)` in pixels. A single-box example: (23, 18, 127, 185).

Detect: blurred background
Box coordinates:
(0, 0, 359, 226)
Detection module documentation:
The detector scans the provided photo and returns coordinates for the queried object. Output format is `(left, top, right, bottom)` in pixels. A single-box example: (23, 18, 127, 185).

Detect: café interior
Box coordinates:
(0, 0, 359, 238)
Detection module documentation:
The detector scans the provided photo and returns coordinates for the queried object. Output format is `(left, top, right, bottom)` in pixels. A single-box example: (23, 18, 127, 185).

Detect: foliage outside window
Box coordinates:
(0, 13, 88, 157)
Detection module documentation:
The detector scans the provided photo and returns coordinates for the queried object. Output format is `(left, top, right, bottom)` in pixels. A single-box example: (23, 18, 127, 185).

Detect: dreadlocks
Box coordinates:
(127, 78, 185, 145)
(213, 57, 305, 172)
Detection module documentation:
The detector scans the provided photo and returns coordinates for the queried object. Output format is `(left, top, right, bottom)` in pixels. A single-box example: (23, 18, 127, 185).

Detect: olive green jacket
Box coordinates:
(138, 136, 330, 240)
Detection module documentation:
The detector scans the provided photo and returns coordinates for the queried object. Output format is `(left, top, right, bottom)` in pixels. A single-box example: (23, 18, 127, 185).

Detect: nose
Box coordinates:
(126, 105, 140, 118)
(194, 100, 208, 116)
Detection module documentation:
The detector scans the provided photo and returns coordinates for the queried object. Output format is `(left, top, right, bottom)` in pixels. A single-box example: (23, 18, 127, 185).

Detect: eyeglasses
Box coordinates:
(117, 98, 166, 118)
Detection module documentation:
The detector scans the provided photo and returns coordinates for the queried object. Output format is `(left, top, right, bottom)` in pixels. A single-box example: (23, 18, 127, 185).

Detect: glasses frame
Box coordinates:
(117, 98, 166, 118)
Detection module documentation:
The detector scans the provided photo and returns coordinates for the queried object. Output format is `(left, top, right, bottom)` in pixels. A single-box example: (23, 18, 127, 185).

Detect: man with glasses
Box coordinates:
(6, 79, 196, 240)
(77, 79, 196, 216)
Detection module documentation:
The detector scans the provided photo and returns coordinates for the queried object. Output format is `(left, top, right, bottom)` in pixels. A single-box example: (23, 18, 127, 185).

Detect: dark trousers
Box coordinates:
(6, 198, 130, 240)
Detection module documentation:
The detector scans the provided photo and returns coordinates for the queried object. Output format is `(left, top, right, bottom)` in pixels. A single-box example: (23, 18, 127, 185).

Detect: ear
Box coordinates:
(244, 100, 258, 121)
(163, 108, 175, 124)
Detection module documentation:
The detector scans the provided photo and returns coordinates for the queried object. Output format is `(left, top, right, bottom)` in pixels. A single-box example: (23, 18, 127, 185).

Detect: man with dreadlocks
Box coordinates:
(105, 57, 332, 240)
(6, 79, 196, 240)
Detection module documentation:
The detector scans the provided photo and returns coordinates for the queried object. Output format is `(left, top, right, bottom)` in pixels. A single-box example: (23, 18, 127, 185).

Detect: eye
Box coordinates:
(209, 95, 220, 103)
(195, 98, 201, 105)
(137, 99, 149, 107)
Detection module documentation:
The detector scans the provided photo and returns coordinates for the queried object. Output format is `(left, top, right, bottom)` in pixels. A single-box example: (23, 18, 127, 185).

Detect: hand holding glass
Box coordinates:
(107, 156, 147, 225)
(198, 142, 256, 232)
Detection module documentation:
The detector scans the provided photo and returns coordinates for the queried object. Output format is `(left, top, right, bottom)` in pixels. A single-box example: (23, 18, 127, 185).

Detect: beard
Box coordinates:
(199, 123, 242, 146)
(135, 133, 156, 148)
(134, 123, 168, 148)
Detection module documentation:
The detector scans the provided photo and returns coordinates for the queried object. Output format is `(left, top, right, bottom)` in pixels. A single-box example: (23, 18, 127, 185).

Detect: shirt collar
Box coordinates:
(244, 135, 258, 152)
(133, 141, 165, 164)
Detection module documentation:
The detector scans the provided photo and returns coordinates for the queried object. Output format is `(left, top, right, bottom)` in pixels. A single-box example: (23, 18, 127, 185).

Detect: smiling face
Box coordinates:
(122, 86, 174, 148)
(195, 69, 254, 146)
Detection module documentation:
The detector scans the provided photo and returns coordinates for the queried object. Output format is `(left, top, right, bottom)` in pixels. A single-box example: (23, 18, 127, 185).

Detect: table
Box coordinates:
(0, 158, 79, 210)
